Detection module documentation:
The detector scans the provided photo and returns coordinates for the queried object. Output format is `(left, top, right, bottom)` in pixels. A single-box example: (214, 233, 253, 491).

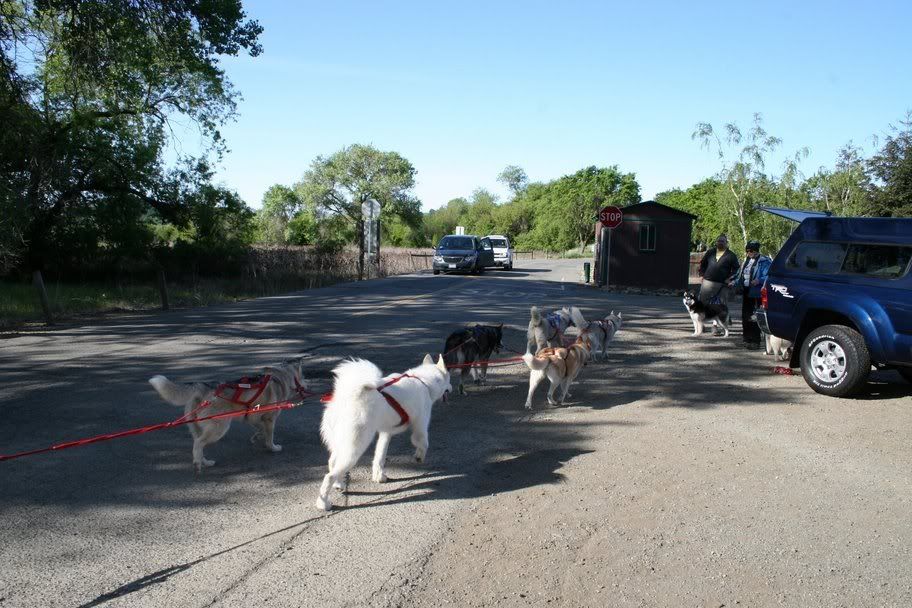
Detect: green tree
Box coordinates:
(295, 144, 421, 279)
(656, 179, 724, 248)
(534, 166, 640, 253)
(424, 197, 469, 244)
(462, 188, 498, 236)
(255, 185, 303, 245)
(693, 113, 807, 248)
(0, 0, 262, 275)
(382, 214, 428, 247)
(803, 144, 872, 217)
(287, 211, 319, 246)
(868, 112, 912, 217)
(497, 165, 529, 197)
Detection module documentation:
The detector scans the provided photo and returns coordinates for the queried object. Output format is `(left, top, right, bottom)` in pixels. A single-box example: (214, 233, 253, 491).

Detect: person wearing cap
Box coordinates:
(697, 234, 740, 305)
(735, 240, 772, 349)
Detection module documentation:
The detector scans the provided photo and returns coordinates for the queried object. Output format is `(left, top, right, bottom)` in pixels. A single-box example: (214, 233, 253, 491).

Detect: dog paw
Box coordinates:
(372, 471, 388, 483)
(414, 452, 426, 464)
(194, 459, 215, 473)
(268, 444, 283, 453)
(315, 496, 333, 511)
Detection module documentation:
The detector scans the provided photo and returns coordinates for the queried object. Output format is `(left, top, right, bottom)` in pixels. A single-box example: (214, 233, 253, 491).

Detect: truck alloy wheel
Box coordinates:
(799, 325, 871, 398)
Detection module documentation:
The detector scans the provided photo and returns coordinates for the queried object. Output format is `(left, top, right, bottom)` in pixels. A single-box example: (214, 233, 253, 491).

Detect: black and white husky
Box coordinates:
(443, 324, 504, 395)
(682, 291, 730, 337)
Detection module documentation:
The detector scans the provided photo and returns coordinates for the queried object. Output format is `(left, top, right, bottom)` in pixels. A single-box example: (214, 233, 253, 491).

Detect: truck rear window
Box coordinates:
(786, 242, 847, 273)
(786, 241, 912, 278)
(842, 244, 912, 278)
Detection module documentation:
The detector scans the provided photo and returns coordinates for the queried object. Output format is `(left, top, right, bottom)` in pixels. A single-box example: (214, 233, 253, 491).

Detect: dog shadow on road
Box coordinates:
(336, 447, 595, 511)
(75, 447, 593, 607)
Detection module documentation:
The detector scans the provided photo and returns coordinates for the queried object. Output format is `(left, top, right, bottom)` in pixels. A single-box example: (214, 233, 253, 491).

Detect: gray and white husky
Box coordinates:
(587, 311, 622, 361)
(316, 354, 451, 511)
(149, 358, 307, 472)
(527, 305, 587, 353)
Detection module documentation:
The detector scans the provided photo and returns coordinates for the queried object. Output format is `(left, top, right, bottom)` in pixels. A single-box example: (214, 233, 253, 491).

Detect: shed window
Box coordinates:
(639, 224, 656, 252)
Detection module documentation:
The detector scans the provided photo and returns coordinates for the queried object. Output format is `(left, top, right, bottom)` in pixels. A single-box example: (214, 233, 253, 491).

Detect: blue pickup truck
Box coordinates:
(756, 213, 912, 397)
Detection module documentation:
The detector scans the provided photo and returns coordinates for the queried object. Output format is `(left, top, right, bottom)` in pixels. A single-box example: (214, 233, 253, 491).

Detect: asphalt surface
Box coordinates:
(1, 259, 910, 608)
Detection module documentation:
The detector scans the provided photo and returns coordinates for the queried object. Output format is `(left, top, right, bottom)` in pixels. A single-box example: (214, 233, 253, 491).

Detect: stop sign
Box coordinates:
(599, 206, 623, 228)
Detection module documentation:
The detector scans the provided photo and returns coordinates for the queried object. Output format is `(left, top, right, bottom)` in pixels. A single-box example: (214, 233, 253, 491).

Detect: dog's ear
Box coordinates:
(422, 353, 433, 365)
(617, 312, 622, 319)
(436, 354, 447, 372)
(610, 310, 614, 316)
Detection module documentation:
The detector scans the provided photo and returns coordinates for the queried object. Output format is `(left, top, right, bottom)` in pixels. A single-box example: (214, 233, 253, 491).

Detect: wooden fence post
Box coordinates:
(157, 269, 170, 311)
(32, 270, 53, 326)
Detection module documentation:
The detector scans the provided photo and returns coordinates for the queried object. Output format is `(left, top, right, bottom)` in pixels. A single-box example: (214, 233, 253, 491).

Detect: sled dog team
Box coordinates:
(148, 305, 623, 510)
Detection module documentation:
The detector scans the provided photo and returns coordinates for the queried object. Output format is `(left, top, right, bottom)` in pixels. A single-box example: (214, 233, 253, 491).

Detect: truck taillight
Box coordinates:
(760, 285, 768, 309)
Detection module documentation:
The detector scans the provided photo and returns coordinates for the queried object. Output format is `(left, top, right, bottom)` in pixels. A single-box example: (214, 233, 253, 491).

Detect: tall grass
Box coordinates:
(0, 246, 435, 326)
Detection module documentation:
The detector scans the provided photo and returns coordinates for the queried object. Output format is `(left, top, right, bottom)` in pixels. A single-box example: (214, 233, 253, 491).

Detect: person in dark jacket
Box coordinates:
(698, 234, 740, 304)
(736, 240, 772, 349)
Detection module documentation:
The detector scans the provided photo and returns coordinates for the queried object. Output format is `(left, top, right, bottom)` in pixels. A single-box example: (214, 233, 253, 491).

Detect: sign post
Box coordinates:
(362, 198, 381, 277)
(597, 206, 623, 288)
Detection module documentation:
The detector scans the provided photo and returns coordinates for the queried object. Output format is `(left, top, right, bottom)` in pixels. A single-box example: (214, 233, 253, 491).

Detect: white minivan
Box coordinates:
(483, 234, 514, 270)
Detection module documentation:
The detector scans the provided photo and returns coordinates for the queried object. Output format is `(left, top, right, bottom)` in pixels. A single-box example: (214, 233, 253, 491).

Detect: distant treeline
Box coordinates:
(1, 2, 910, 283)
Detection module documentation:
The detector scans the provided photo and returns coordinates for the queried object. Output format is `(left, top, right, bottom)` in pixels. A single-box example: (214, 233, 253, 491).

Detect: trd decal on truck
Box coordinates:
(769, 284, 795, 299)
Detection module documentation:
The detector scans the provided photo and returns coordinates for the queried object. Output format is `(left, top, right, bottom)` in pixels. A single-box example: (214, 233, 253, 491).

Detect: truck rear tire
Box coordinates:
(800, 325, 870, 398)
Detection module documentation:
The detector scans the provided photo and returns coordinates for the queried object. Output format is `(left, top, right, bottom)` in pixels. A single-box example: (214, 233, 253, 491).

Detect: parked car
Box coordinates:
(432, 234, 495, 275)
(756, 214, 912, 397)
(483, 234, 514, 270)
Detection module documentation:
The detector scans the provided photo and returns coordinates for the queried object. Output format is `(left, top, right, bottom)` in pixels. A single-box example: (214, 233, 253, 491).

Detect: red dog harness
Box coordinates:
(320, 374, 425, 427)
(214, 374, 271, 407)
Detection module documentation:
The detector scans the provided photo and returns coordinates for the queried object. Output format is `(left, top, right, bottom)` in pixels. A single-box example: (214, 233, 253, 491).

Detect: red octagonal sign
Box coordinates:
(599, 205, 623, 228)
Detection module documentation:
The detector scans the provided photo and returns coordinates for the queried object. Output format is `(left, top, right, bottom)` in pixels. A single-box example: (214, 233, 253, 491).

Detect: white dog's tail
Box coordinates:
(522, 353, 549, 371)
(320, 359, 384, 451)
(530, 305, 541, 324)
(148, 375, 207, 407)
(569, 306, 587, 328)
(329, 359, 383, 400)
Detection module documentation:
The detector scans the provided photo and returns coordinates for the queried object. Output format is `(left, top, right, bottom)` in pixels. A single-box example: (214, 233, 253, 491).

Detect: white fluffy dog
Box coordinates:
(764, 333, 794, 361)
(316, 354, 451, 511)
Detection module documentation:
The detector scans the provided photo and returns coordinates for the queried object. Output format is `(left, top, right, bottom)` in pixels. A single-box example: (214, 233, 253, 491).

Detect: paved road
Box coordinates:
(1, 260, 910, 608)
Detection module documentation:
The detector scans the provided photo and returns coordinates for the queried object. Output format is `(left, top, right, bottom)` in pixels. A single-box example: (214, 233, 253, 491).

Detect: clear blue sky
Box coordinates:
(207, 0, 912, 210)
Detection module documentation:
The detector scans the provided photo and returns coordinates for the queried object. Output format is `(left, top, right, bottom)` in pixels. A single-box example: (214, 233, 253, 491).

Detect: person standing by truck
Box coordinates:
(736, 240, 771, 349)
(698, 234, 740, 304)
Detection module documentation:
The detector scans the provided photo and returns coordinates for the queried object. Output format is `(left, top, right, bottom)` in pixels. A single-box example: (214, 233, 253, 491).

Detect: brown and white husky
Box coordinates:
(522, 330, 593, 409)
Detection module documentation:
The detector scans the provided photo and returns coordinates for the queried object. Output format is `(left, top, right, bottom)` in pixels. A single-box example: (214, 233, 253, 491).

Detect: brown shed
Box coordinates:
(594, 200, 696, 291)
